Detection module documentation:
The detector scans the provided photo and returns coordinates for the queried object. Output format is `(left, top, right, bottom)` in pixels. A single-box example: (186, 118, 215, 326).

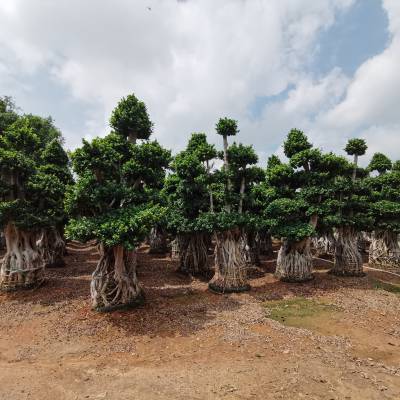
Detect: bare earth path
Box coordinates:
(0, 242, 399, 400)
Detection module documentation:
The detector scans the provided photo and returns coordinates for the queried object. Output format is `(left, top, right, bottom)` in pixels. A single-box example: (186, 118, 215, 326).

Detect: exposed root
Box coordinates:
(330, 226, 364, 277)
(91, 245, 143, 312)
(37, 227, 66, 268)
(0, 222, 45, 290)
(258, 231, 273, 257)
(148, 225, 167, 254)
(275, 238, 313, 282)
(208, 229, 250, 293)
(369, 230, 400, 269)
(178, 232, 210, 277)
(242, 231, 260, 266)
(312, 232, 335, 257)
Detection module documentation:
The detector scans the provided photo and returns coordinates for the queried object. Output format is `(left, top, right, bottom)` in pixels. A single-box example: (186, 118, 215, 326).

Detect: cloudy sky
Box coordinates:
(0, 0, 399, 164)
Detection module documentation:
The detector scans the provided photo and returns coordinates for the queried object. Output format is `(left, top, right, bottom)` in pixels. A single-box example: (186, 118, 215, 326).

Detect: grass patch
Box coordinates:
(372, 279, 400, 294)
(264, 297, 341, 329)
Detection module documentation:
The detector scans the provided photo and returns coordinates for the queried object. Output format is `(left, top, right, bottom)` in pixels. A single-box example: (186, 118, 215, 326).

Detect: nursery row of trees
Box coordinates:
(0, 94, 399, 312)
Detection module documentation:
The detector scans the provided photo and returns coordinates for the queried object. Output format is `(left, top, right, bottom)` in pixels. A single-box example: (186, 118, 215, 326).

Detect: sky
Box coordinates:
(0, 0, 399, 165)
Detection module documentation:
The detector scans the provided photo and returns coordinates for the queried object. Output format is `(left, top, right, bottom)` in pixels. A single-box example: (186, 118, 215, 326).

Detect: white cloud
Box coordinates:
(3, 0, 399, 166)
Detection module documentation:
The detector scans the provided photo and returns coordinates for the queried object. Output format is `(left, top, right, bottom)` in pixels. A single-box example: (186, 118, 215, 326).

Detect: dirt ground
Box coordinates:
(0, 242, 399, 400)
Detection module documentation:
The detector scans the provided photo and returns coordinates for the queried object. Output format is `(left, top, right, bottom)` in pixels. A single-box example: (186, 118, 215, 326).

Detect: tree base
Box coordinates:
(328, 269, 366, 278)
(208, 282, 250, 294)
(177, 233, 210, 277)
(278, 274, 315, 283)
(275, 238, 313, 282)
(369, 230, 400, 269)
(0, 271, 45, 291)
(208, 229, 249, 294)
(94, 291, 145, 313)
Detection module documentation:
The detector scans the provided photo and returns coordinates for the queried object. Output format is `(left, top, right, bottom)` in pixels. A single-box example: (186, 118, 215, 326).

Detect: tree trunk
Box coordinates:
(275, 238, 313, 282)
(0, 222, 44, 290)
(128, 132, 137, 144)
(330, 226, 364, 276)
(352, 154, 358, 181)
(90, 244, 143, 312)
(369, 230, 400, 269)
(242, 231, 260, 266)
(209, 229, 250, 293)
(178, 232, 210, 277)
(357, 231, 370, 254)
(238, 176, 245, 214)
(222, 134, 231, 212)
(36, 227, 66, 268)
(148, 225, 167, 254)
(312, 232, 335, 257)
(259, 231, 273, 256)
(171, 235, 185, 261)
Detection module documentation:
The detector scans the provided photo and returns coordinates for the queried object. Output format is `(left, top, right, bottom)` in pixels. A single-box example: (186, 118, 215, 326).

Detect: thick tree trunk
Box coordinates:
(330, 226, 364, 276)
(171, 235, 185, 261)
(0, 222, 44, 290)
(357, 231, 370, 254)
(243, 231, 260, 266)
(259, 231, 273, 256)
(209, 229, 250, 293)
(91, 244, 143, 312)
(148, 225, 167, 254)
(369, 230, 400, 269)
(37, 227, 66, 268)
(275, 238, 313, 282)
(312, 232, 335, 257)
(178, 232, 210, 276)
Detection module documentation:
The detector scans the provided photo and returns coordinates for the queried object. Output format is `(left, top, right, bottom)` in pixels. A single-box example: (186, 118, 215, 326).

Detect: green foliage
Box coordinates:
(266, 198, 315, 241)
(0, 110, 70, 230)
(66, 130, 170, 248)
(227, 143, 258, 173)
(283, 129, 312, 158)
(266, 154, 281, 169)
(368, 152, 392, 174)
(366, 167, 400, 233)
(323, 176, 373, 231)
(265, 130, 344, 242)
(186, 132, 217, 162)
(66, 204, 165, 250)
(344, 138, 367, 156)
(215, 117, 239, 137)
(164, 134, 214, 234)
(0, 96, 19, 134)
(110, 93, 153, 141)
(392, 160, 400, 172)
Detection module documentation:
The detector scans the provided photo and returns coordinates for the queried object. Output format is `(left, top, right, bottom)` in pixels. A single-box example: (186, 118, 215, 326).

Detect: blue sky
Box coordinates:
(0, 0, 399, 164)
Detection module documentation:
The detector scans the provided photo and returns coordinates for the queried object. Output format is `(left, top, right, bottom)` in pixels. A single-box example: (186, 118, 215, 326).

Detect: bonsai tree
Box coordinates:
(207, 118, 261, 292)
(265, 129, 341, 282)
(367, 154, 400, 268)
(110, 93, 153, 144)
(253, 154, 284, 258)
(216, 117, 239, 211)
(324, 140, 371, 276)
(0, 114, 68, 289)
(163, 133, 217, 276)
(36, 138, 72, 267)
(66, 128, 170, 311)
(344, 138, 367, 181)
(368, 152, 392, 175)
